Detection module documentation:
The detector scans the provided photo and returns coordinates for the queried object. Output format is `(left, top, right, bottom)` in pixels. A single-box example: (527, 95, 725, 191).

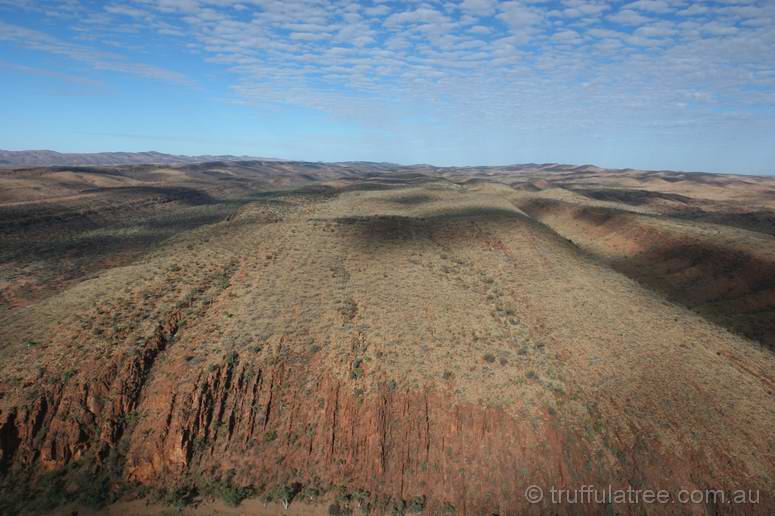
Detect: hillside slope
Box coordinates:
(1, 165, 775, 514)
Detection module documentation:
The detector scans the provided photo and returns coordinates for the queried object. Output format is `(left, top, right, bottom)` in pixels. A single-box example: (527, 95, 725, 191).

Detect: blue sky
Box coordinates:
(1, 0, 774, 173)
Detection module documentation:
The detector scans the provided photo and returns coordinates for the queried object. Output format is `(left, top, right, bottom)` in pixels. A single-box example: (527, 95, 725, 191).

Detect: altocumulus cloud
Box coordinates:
(0, 0, 774, 170)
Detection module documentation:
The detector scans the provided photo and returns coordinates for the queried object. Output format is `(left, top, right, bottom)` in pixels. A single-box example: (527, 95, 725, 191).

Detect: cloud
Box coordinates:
(678, 4, 709, 16)
(460, 0, 498, 17)
(289, 32, 329, 41)
(1, 0, 773, 149)
(364, 5, 390, 17)
(702, 21, 739, 36)
(624, 0, 674, 14)
(552, 30, 582, 44)
(384, 7, 450, 28)
(496, 1, 544, 43)
(468, 25, 492, 34)
(0, 20, 192, 85)
(104, 4, 147, 18)
(608, 9, 652, 25)
(0, 59, 104, 89)
(634, 22, 676, 38)
(559, 0, 610, 18)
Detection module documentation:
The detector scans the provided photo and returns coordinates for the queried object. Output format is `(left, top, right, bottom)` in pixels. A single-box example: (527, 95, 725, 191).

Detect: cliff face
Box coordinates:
(3, 348, 772, 514)
(2, 339, 579, 514)
(124, 362, 577, 513)
(2, 180, 775, 514)
(0, 311, 181, 473)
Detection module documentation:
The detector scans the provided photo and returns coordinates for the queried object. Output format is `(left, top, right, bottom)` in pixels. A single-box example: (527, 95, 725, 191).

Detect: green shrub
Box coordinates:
(266, 483, 302, 509)
(121, 411, 142, 426)
(221, 484, 254, 507)
(328, 502, 353, 515)
(31, 468, 69, 511)
(78, 475, 112, 509)
(351, 358, 364, 379)
(302, 485, 321, 501)
(204, 477, 254, 507)
(406, 495, 426, 513)
(164, 485, 197, 510)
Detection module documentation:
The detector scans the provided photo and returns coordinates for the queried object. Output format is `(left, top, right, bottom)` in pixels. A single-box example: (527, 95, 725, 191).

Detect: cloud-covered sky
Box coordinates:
(1, 0, 774, 173)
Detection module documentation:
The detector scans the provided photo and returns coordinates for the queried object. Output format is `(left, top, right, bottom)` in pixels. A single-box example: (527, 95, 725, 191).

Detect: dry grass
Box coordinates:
(2, 163, 775, 514)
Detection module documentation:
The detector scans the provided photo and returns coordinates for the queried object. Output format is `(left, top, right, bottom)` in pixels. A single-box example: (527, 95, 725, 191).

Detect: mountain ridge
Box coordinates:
(0, 149, 280, 167)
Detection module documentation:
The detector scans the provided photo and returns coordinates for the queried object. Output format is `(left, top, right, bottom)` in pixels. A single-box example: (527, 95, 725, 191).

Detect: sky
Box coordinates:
(0, 0, 774, 173)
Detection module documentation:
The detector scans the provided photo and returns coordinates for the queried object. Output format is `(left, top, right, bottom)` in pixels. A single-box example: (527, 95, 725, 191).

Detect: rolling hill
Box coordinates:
(1, 160, 774, 515)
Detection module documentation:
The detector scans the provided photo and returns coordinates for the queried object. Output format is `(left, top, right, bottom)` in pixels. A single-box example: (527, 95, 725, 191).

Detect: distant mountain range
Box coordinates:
(0, 149, 279, 167)
(0, 150, 606, 174)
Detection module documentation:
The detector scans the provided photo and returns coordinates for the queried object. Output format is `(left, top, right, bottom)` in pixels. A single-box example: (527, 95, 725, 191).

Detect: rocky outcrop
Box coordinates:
(126, 358, 578, 514)
(119, 355, 773, 514)
(0, 311, 181, 477)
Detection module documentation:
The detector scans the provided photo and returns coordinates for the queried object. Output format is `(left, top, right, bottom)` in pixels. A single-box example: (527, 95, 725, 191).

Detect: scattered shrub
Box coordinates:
(328, 502, 353, 515)
(121, 411, 142, 426)
(266, 483, 302, 509)
(302, 485, 321, 502)
(407, 495, 426, 513)
(220, 484, 254, 507)
(77, 475, 112, 509)
(351, 358, 364, 380)
(203, 476, 254, 507)
(164, 485, 197, 510)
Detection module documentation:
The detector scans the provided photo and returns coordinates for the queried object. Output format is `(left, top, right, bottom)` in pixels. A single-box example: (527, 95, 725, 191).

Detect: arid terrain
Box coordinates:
(2, 159, 775, 515)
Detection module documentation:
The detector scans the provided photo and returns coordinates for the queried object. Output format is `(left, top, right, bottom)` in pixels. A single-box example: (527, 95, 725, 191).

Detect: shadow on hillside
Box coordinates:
(520, 197, 775, 350)
(381, 194, 435, 206)
(332, 206, 529, 248)
(610, 242, 775, 350)
(667, 209, 775, 237)
(80, 186, 216, 205)
(573, 188, 692, 206)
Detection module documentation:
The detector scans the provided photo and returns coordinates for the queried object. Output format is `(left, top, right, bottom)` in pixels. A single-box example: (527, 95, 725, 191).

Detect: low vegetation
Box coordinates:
(2, 162, 775, 514)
